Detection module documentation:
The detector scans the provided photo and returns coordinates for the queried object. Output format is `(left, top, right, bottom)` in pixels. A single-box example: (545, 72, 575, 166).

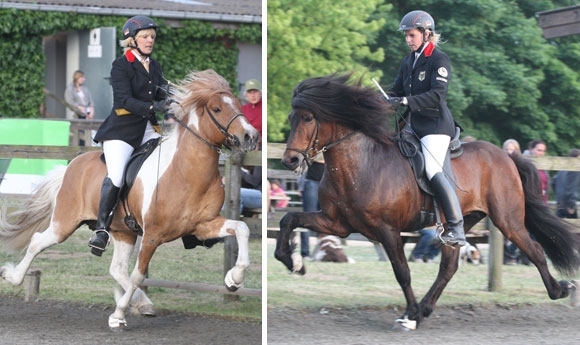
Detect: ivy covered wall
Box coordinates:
(0, 9, 261, 118)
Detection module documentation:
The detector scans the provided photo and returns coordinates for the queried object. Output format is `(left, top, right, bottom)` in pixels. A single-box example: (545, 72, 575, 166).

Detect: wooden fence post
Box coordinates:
(223, 153, 243, 302)
(487, 217, 503, 292)
(571, 280, 580, 307)
(24, 269, 42, 302)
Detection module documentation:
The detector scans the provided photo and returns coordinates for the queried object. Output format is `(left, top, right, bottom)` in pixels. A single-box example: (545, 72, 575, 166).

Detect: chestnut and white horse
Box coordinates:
(0, 69, 259, 330)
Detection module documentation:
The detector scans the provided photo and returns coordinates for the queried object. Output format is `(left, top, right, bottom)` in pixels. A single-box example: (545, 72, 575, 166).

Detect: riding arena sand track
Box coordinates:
(267, 302, 580, 345)
(0, 296, 261, 345)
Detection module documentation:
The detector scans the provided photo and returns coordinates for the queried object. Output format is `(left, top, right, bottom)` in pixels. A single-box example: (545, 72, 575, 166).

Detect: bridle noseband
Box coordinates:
(205, 105, 244, 148)
(169, 104, 244, 154)
(285, 116, 356, 166)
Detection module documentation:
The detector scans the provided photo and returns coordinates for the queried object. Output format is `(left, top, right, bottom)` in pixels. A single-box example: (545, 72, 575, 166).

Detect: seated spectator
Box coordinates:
(409, 229, 440, 263)
(240, 166, 262, 214)
(553, 148, 580, 219)
(270, 179, 289, 209)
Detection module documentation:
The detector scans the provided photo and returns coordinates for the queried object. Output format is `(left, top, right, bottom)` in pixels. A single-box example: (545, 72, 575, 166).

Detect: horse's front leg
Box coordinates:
(220, 219, 250, 291)
(374, 228, 421, 331)
(195, 217, 250, 291)
(108, 233, 155, 320)
(108, 233, 159, 331)
(275, 211, 348, 275)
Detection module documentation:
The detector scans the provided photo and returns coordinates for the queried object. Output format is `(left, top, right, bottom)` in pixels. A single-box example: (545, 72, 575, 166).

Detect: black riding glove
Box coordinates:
(151, 98, 174, 113)
(387, 97, 406, 109)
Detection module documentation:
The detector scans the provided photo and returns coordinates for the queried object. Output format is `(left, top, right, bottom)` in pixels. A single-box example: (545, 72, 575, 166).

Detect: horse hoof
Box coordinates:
(291, 253, 306, 274)
(559, 280, 573, 298)
(138, 304, 156, 317)
(224, 270, 242, 292)
(108, 316, 127, 331)
(392, 316, 417, 331)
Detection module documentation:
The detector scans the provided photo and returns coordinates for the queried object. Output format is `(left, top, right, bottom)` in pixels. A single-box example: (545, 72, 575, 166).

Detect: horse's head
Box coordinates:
(170, 70, 259, 153)
(282, 73, 392, 173)
(282, 106, 323, 174)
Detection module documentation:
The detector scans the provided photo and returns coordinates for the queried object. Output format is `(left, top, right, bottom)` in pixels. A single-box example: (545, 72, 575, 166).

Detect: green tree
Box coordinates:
(375, 0, 580, 154)
(268, 0, 580, 156)
(267, 0, 388, 142)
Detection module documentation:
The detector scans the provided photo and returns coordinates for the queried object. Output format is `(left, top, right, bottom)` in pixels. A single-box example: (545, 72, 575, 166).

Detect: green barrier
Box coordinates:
(0, 119, 70, 175)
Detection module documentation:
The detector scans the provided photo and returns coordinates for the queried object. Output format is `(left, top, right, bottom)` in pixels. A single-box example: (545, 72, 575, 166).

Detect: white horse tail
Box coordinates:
(0, 165, 66, 252)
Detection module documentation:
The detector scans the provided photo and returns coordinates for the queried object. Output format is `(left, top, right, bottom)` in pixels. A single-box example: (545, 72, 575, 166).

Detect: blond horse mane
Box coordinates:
(170, 70, 233, 121)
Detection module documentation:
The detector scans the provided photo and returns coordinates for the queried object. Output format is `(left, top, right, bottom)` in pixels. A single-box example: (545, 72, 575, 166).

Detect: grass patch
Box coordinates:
(267, 240, 577, 310)
(0, 227, 262, 322)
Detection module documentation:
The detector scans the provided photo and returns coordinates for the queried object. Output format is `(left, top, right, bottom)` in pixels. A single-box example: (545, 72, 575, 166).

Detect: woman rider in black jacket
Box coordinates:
(89, 16, 172, 256)
(387, 10, 466, 247)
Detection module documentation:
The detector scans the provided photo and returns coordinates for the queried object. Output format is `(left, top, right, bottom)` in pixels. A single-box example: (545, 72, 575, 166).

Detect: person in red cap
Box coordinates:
(241, 79, 262, 140)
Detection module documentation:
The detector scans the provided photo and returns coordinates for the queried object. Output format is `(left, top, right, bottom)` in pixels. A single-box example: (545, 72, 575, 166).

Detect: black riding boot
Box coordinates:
(430, 172, 467, 247)
(89, 177, 120, 256)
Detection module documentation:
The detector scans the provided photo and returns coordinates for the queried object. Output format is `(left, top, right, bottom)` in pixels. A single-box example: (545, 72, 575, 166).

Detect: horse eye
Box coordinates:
(213, 107, 221, 113)
(303, 113, 314, 122)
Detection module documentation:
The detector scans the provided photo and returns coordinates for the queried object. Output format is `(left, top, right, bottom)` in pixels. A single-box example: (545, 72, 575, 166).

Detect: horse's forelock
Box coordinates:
(291, 73, 393, 142)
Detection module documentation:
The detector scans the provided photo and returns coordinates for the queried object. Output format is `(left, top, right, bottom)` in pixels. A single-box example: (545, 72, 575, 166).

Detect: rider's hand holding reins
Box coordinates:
(387, 96, 408, 110)
(151, 98, 175, 114)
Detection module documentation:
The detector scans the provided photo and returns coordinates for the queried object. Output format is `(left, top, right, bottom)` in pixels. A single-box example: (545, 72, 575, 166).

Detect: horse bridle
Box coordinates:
(169, 104, 244, 154)
(285, 116, 356, 166)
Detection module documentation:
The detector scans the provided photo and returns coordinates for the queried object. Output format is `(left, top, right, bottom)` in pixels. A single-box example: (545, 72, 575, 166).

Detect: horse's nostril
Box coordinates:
(282, 156, 299, 169)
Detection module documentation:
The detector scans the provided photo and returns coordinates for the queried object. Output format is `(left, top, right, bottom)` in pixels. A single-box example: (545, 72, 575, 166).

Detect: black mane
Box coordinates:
(291, 73, 394, 143)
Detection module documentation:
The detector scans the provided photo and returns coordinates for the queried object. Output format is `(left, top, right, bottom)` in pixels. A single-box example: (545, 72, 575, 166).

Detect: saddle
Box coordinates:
(396, 127, 463, 228)
(397, 127, 463, 196)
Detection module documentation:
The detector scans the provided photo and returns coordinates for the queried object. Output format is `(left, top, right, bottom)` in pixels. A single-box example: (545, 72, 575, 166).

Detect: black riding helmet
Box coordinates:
(122, 15, 158, 40)
(398, 10, 434, 32)
(122, 16, 158, 57)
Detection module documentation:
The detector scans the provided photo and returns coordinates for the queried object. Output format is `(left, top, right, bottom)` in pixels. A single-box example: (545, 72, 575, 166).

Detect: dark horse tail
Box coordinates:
(511, 153, 580, 276)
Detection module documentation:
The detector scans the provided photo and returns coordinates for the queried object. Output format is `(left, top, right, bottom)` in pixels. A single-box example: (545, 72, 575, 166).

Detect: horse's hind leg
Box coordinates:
(0, 225, 61, 286)
(418, 244, 461, 318)
(495, 220, 569, 299)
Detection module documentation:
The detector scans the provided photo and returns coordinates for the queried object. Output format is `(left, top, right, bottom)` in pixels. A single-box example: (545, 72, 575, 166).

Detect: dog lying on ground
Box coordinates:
(459, 243, 481, 265)
(312, 235, 355, 263)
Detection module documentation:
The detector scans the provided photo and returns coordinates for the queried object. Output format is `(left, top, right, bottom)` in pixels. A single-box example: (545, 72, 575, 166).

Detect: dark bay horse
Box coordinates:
(275, 73, 580, 330)
(0, 70, 259, 330)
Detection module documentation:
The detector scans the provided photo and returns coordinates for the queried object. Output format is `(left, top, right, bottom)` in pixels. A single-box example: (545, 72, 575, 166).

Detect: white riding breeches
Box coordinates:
(101, 123, 161, 187)
(103, 140, 134, 188)
(420, 134, 451, 180)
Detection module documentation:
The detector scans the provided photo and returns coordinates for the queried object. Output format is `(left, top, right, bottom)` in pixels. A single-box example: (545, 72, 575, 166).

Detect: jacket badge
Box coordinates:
(438, 67, 448, 77)
(418, 71, 426, 81)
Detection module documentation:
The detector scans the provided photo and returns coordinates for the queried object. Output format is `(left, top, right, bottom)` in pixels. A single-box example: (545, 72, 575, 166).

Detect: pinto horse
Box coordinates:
(0, 70, 259, 330)
(275, 73, 580, 330)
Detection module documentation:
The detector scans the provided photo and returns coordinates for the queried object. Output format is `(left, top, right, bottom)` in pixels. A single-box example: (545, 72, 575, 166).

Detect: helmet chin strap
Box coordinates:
(131, 38, 151, 57)
(415, 31, 430, 53)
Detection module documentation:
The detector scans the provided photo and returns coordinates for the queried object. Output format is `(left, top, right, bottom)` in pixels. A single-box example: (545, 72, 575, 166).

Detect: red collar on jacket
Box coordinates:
(124, 50, 137, 62)
(423, 42, 435, 57)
